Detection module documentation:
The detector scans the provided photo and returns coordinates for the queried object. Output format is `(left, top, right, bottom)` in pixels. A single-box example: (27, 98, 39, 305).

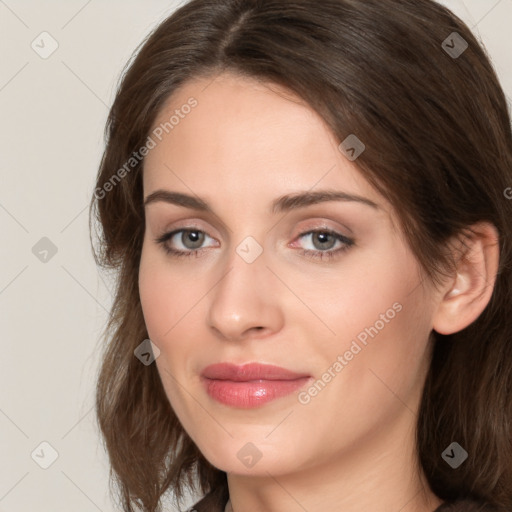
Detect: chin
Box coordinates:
(196, 435, 302, 477)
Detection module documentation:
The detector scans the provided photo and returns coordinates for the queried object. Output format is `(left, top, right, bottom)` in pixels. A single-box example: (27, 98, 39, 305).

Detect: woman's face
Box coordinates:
(139, 72, 439, 478)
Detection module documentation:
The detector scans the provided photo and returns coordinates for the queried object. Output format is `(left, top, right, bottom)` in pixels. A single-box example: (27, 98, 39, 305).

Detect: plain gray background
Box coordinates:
(1, 1, 511, 511)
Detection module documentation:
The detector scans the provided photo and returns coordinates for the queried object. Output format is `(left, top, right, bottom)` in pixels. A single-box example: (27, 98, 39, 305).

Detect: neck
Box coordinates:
(224, 411, 443, 512)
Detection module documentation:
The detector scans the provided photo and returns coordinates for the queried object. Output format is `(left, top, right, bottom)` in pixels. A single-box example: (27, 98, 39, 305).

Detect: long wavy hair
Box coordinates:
(89, 0, 512, 510)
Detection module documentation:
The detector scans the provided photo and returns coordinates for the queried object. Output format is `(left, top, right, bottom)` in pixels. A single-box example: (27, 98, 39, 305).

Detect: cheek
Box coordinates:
(139, 245, 181, 341)
(306, 239, 431, 389)
(138, 244, 211, 346)
(294, 240, 418, 344)
(297, 273, 432, 453)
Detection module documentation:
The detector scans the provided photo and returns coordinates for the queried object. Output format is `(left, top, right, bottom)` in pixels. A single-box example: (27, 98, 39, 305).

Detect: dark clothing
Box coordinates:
(188, 491, 502, 512)
(434, 500, 502, 511)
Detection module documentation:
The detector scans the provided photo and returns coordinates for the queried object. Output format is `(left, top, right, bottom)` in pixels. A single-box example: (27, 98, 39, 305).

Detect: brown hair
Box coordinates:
(89, 0, 512, 510)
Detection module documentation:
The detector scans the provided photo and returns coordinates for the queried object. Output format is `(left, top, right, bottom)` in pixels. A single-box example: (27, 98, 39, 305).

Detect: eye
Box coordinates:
(154, 228, 217, 258)
(293, 229, 354, 262)
(154, 227, 354, 261)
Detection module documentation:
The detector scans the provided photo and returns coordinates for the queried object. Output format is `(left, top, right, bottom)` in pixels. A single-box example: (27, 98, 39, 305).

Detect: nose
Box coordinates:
(206, 242, 284, 341)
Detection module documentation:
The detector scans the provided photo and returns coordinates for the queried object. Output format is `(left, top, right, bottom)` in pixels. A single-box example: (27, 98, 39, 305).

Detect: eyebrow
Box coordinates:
(143, 189, 380, 213)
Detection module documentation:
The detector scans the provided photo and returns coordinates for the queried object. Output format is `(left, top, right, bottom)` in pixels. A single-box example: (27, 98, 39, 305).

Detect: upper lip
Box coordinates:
(201, 362, 310, 381)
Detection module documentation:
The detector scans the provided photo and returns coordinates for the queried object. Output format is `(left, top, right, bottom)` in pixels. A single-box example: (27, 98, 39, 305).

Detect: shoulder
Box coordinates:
(434, 499, 504, 511)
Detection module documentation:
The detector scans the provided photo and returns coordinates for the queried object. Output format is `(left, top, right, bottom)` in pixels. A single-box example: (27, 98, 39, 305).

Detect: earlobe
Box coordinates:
(432, 222, 500, 335)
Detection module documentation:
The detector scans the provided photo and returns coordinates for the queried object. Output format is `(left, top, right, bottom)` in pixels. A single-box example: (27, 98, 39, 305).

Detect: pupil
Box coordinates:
(314, 232, 334, 250)
(184, 230, 203, 249)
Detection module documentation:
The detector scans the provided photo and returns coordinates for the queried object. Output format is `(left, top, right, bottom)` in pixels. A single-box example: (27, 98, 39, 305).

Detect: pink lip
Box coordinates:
(200, 363, 312, 408)
(201, 362, 310, 381)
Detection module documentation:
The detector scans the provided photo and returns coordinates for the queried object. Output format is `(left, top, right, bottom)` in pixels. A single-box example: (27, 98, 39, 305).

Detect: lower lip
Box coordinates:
(202, 377, 311, 408)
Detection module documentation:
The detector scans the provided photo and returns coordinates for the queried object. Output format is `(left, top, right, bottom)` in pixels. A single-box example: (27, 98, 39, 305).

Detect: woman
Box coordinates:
(90, 1, 512, 511)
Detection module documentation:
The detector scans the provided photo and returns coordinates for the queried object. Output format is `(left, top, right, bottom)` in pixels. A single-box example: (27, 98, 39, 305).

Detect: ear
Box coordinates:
(432, 222, 500, 335)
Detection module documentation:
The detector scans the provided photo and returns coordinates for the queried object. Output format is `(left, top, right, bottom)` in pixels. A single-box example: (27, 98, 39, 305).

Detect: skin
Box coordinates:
(138, 72, 499, 512)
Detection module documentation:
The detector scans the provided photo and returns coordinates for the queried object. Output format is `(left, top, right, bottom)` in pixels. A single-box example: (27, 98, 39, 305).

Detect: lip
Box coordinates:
(201, 362, 310, 381)
(200, 362, 312, 408)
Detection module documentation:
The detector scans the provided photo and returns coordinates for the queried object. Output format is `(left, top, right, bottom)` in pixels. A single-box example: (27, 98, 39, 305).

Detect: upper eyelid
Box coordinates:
(147, 204, 359, 237)
(157, 216, 353, 238)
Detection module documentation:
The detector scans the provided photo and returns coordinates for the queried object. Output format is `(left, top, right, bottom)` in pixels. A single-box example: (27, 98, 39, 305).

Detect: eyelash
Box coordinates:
(154, 227, 354, 262)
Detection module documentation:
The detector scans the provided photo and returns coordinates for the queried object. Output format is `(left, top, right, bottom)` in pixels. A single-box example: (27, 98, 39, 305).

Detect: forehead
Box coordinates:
(142, 72, 384, 212)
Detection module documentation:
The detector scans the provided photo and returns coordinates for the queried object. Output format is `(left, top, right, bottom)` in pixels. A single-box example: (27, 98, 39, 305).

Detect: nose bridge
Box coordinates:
(206, 235, 283, 339)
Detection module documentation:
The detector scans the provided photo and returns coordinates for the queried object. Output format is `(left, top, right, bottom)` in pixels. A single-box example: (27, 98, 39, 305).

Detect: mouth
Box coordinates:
(200, 362, 312, 408)
(201, 362, 310, 381)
